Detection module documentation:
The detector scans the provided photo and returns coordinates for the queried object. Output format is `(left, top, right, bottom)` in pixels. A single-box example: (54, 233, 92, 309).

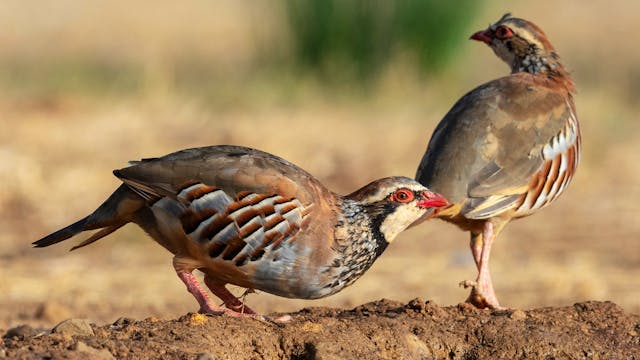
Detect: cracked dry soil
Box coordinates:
(2, 299, 639, 359)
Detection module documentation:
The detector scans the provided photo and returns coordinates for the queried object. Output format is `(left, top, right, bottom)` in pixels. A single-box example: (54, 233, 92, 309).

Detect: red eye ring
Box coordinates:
(494, 25, 513, 39)
(391, 189, 414, 203)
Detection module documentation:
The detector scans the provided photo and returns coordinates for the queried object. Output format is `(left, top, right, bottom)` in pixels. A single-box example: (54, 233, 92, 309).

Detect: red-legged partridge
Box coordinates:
(416, 14, 580, 309)
(35, 145, 448, 319)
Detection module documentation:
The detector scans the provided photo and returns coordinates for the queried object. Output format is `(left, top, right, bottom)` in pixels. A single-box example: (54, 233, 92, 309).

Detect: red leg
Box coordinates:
(203, 276, 258, 315)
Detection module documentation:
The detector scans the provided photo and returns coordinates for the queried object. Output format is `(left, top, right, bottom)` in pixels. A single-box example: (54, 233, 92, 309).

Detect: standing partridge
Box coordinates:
(415, 13, 580, 309)
(35, 145, 448, 318)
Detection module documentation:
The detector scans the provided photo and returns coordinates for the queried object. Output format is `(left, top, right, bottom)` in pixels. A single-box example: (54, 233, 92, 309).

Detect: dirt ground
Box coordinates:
(3, 299, 639, 359)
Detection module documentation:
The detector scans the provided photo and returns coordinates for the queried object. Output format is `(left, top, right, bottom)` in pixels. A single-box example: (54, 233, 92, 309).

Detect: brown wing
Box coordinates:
(416, 74, 579, 219)
(114, 145, 337, 263)
(115, 145, 330, 205)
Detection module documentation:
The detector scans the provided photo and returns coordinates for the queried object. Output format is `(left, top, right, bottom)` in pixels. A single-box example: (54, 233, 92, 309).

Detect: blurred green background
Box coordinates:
(1, 0, 482, 100)
(1, 0, 639, 326)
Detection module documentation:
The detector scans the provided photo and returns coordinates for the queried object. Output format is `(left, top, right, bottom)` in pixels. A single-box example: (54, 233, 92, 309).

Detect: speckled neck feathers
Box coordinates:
(324, 199, 389, 292)
(515, 45, 560, 75)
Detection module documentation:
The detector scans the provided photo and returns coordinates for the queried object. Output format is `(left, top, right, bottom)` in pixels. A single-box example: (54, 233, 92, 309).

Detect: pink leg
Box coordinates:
(175, 270, 227, 315)
(463, 222, 502, 309)
(203, 276, 258, 315)
(469, 232, 482, 270)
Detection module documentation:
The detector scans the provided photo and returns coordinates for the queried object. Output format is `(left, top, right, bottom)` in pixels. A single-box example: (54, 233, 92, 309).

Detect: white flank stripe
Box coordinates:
(178, 184, 202, 199)
(189, 213, 222, 239)
(211, 221, 239, 244)
(264, 212, 285, 227)
(239, 193, 261, 202)
(240, 215, 264, 230)
(253, 195, 283, 209)
(517, 194, 532, 212)
(228, 205, 253, 221)
(192, 189, 231, 213)
(274, 200, 298, 214)
(558, 152, 568, 177)
(543, 142, 555, 159)
(267, 220, 293, 243)
(235, 227, 266, 259)
(532, 185, 549, 210)
(557, 172, 572, 196)
(227, 194, 280, 219)
(545, 153, 570, 207)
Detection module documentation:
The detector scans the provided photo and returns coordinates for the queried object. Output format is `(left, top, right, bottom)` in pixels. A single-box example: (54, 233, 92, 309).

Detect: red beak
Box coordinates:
(470, 29, 493, 45)
(417, 191, 449, 209)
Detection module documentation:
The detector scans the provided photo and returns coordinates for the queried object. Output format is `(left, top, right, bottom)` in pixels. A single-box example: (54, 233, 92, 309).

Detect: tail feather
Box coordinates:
(33, 217, 92, 248)
(69, 224, 126, 251)
(33, 184, 146, 249)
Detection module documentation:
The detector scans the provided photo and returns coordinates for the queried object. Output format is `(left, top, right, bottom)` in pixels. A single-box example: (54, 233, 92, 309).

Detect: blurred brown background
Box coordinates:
(1, 0, 638, 327)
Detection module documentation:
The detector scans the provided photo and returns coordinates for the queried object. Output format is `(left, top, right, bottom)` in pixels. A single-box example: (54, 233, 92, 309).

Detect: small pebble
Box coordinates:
(187, 313, 209, 326)
(509, 310, 527, 320)
(53, 319, 94, 337)
(196, 353, 216, 360)
(75, 341, 116, 360)
(112, 317, 134, 327)
(3, 325, 37, 340)
(274, 314, 293, 323)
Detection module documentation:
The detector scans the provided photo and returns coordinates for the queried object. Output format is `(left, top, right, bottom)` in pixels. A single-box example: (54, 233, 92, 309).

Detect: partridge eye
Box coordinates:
(391, 189, 414, 203)
(495, 25, 513, 39)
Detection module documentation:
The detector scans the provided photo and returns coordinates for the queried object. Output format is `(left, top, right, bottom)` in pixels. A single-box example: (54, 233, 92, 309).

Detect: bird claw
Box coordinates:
(272, 314, 293, 323)
(259, 315, 289, 328)
(459, 280, 477, 289)
(199, 308, 226, 316)
(199, 304, 287, 327)
(459, 279, 503, 310)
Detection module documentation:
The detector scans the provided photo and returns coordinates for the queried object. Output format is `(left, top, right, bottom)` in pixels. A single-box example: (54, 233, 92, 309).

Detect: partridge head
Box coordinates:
(470, 13, 574, 89)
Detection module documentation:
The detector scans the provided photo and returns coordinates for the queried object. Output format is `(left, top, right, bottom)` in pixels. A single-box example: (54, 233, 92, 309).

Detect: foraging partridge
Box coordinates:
(415, 14, 580, 309)
(35, 145, 448, 318)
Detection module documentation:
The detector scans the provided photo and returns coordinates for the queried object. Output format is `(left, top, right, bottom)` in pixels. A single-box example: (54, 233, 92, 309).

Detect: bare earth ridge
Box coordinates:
(3, 299, 639, 359)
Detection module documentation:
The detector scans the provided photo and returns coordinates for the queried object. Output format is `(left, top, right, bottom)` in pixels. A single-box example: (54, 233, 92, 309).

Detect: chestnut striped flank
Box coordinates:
(226, 193, 279, 214)
(214, 197, 310, 264)
(198, 215, 235, 242)
(515, 108, 580, 216)
(221, 237, 248, 261)
(173, 183, 236, 241)
(177, 180, 200, 192)
(462, 106, 580, 220)
(179, 184, 233, 214)
(165, 183, 313, 266)
(181, 207, 219, 235)
(235, 191, 254, 201)
(182, 184, 218, 202)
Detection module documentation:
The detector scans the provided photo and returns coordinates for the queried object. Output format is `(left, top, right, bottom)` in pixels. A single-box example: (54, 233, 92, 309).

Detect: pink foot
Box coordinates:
(203, 276, 258, 315)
